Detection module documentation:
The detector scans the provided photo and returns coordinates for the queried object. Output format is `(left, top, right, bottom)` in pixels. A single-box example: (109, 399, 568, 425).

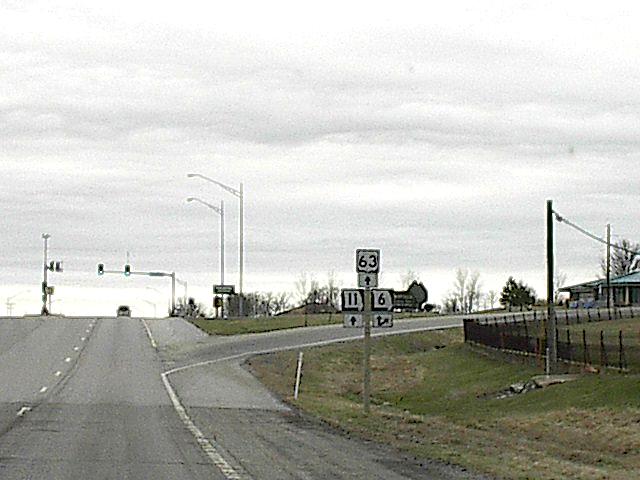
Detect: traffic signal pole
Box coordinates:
(97, 265, 177, 316)
(41, 234, 50, 315)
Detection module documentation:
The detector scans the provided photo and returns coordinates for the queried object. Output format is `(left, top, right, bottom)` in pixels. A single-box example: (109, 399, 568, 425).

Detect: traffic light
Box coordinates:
(97, 263, 104, 275)
(124, 264, 131, 276)
(55, 261, 63, 272)
(49, 261, 55, 271)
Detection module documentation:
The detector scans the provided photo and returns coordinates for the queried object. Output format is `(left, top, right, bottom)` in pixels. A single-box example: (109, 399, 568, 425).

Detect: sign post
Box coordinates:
(342, 249, 396, 414)
(356, 249, 380, 415)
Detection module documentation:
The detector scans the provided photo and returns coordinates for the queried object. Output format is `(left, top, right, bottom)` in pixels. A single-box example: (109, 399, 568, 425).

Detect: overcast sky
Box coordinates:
(2, 1, 639, 315)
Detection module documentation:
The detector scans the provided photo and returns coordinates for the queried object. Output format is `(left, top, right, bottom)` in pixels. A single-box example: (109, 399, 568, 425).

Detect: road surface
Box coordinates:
(0, 314, 487, 479)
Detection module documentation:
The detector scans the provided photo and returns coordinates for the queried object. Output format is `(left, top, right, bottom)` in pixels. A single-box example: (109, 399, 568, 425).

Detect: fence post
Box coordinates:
(582, 329, 588, 365)
(587, 309, 591, 322)
(576, 308, 581, 324)
(600, 330, 608, 368)
(597, 307, 601, 321)
(566, 329, 571, 362)
(618, 330, 625, 370)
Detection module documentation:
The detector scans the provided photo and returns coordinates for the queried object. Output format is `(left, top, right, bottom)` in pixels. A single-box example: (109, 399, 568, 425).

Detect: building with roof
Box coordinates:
(560, 271, 640, 306)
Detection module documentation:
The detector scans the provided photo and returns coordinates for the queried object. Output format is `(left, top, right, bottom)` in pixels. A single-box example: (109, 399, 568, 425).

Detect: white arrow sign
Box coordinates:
(358, 272, 378, 288)
(372, 313, 393, 328)
(343, 314, 363, 328)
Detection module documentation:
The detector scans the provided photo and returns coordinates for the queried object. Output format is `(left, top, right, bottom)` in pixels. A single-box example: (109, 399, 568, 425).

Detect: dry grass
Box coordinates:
(248, 329, 640, 479)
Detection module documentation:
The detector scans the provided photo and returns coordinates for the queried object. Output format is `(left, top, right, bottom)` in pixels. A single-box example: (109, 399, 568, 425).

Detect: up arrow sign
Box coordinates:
(358, 272, 378, 288)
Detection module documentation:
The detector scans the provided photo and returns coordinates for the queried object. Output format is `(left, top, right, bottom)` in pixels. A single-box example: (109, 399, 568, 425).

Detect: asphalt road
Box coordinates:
(0, 314, 482, 480)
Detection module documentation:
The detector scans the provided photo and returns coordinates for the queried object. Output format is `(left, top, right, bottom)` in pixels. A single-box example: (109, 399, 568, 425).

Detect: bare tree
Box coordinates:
(486, 290, 498, 309)
(554, 269, 567, 303)
(294, 272, 308, 304)
(454, 268, 468, 312)
(465, 271, 481, 313)
(400, 269, 420, 289)
(273, 291, 291, 314)
(600, 238, 640, 278)
(326, 270, 340, 307)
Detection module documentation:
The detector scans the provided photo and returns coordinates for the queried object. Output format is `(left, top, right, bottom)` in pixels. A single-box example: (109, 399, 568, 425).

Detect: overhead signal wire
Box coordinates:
(553, 211, 640, 256)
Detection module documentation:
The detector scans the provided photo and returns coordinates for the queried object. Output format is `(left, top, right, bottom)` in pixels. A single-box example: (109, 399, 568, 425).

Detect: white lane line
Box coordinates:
(160, 373, 244, 480)
(64, 357, 72, 363)
(159, 323, 457, 479)
(140, 318, 158, 349)
(85, 329, 90, 333)
(73, 346, 79, 351)
(16, 406, 31, 417)
(54, 370, 62, 377)
(39, 386, 48, 394)
(81, 337, 86, 341)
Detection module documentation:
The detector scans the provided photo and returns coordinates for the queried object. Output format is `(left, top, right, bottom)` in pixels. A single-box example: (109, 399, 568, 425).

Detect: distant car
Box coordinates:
(116, 305, 131, 317)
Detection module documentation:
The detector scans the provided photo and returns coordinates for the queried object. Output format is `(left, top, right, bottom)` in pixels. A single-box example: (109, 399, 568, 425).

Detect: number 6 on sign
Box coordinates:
(356, 249, 380, 274)
(372, 289, 393, 311)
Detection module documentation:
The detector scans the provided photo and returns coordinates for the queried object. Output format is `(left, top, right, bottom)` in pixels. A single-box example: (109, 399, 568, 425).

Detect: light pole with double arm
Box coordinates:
(187, 173, 243, 316)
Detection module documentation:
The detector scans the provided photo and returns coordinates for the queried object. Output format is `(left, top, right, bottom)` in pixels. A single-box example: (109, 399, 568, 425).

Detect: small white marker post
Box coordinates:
(294, 351, 304, 400)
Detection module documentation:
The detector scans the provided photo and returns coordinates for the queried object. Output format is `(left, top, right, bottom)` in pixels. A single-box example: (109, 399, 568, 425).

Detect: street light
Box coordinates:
(187, 196, 225, 316)
(187, 173, 244, 316)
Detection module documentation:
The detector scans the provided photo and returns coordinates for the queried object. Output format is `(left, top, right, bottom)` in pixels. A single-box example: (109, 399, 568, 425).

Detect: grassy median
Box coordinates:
(190, 313, 342, 335)
(247, 328, 640, 480)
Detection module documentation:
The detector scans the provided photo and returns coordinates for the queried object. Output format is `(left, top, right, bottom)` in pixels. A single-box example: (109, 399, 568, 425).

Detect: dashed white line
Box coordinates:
(73, 346, 79, 351)
(39, 386, 48, 394)
(64, 357, 72, 363)
(16, 406, 31, 417)
(81, 337, 86, 341)
(54, 370, 62, 377)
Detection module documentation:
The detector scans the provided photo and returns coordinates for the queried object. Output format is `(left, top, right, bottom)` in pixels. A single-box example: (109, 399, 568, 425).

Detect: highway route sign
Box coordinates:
(358, 272, 378, 288)
(356, 249, 380, 274)
(341, 289, 364, 311)
(343, 313, 363, 328)
(371, 289, 393, 311)
(372, 313, 393, 328)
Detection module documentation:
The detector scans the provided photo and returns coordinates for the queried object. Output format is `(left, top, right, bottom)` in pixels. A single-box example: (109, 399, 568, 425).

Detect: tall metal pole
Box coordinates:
(220, 199, 225, 319)
(606, 223, 611, 309)
(239, 182, 244, 317)
(220, 200, 225, 285)
(546, 200, 557, 373)
(41, 233, 50, 315)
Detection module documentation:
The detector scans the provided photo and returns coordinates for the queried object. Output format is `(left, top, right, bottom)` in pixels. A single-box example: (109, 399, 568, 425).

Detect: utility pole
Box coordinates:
(606, 223, 611, 309)
(546, 200, 557, 374)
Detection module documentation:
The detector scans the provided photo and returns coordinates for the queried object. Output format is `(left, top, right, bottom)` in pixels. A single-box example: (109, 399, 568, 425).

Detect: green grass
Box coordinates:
(248, 328, 640, 480)
(190, 313, 342, 335)
(561, 317, 640, 340)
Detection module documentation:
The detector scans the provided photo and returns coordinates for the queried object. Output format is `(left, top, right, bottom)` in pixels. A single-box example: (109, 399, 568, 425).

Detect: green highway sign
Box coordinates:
(213, 284, 236, 295)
